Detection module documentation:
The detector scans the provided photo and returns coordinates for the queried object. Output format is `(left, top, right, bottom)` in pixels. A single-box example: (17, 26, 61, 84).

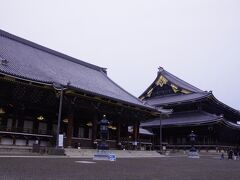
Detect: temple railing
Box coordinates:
(0, 125, 52, 136)
(154, 144, 237, 152)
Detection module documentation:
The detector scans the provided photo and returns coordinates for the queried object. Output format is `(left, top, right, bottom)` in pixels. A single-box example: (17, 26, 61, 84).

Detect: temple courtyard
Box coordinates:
(0, 155, 240, 180)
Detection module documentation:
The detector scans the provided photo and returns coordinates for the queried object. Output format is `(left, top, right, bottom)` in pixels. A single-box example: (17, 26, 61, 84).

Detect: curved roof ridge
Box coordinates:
(141, 110, 223, 128)
(172, 110, 211, 115)
(139, 71, 160, 98)
(223, 120, 240, 130)
(159, 67, 203, 93)
(0, 29, 105, 72)
(210, 94, 240, 116)
(144, 91, 211, 106)
(139, 66, 203, 99)
(147, 90, 209, 99)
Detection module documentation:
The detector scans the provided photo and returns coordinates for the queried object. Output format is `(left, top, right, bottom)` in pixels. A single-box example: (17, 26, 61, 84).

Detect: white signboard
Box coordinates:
(58, 134, 64, 147)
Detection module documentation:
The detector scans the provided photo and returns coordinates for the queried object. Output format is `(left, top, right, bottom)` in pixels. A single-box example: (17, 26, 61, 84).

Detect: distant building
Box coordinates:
(140, 67, 240, 150)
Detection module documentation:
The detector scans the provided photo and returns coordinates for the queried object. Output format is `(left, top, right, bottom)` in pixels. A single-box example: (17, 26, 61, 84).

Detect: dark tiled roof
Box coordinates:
(0, 29, 152, 109)
(209, 94, 240, 117)
(146, 92, 210, 106)
(139, 67, 210, 106)
(158, 67, 202, 93)
(140, 67, 203, 99)
(223, 120, 240, 130)
(141, 111, 222, 128)
(141, 67, 240, 119)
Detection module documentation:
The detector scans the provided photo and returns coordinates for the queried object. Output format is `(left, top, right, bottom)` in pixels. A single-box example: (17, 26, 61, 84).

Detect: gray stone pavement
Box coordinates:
(0, 156, 239, 180)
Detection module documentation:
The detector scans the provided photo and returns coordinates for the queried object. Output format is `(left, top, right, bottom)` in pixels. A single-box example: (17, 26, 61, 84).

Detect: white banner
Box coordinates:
(59, 134, 64, 147)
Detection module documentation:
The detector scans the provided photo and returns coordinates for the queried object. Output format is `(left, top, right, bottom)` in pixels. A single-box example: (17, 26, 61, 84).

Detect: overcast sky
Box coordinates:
(0, 0, 239, 110)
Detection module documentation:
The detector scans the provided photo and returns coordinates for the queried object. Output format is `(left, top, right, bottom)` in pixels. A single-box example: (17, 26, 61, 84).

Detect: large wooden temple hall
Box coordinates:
(0, 29, 159, 149)
(140, 67, 240, 150)
(0, 29, 240, 151)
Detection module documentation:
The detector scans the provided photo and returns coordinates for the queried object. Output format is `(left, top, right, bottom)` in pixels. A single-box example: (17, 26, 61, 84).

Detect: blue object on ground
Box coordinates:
(93, 150, 116, 161)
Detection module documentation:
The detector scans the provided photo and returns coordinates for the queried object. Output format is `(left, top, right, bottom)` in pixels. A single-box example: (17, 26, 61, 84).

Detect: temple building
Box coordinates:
(0, 29, 160, 149)
(140, 67, 240, 150)
(2, 29, 239, 152)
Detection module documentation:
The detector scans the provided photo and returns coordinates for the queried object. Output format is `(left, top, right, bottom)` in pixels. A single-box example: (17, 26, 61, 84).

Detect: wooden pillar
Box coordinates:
(137, 122, 140, 140)
(12, 110, 17, 132)
(117, 121, 121, 144)
(133, 122, 137, 142)
(17, 109, 24, 132)
(26, 138, 29, 146)
(66, 112, 74, 147)
(33, 119, 39, 134)
(73, 116, 79, 138)
(12, 135, 16, 145)
(133, 121, 140, 144)
(124, 122, 129, 149)
(91, 113, 98, 147)
(47, 119, 53, 135)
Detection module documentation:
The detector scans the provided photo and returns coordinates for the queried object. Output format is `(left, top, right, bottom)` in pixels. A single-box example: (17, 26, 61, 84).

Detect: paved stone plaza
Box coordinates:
(0, 156, 240, 180)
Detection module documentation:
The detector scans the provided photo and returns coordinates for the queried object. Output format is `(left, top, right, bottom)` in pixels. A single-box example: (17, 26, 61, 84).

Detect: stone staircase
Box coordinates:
(64, 148, 164, 158)
(0, 145, 33, 155)
(0, 146, 165, 158)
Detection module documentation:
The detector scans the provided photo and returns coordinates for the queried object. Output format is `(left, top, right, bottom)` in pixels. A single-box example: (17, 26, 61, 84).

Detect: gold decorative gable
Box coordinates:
(155, 75, 168, 87)
(146, 88, 153, 97)
(171, 84, 191, 94)
(171, 84, 179, 93)
(140, 74, 192, 99)
(181, 89, 191, 94)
